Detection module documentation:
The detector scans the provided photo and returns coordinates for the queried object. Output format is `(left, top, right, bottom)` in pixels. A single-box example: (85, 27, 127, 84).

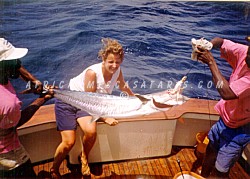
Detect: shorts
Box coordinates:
(55, 99, 90, 131)
(208, 118, 250, 173)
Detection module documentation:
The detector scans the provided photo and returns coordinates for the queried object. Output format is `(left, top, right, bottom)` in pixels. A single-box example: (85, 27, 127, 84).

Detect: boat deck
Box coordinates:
(33, 147, 249, 179)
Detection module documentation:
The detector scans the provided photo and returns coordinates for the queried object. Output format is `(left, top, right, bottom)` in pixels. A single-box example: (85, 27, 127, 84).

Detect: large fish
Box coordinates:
(53, 77, 189, 122)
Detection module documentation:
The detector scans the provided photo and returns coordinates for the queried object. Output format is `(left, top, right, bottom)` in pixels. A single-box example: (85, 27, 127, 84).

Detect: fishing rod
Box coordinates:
(177, 158, 184, 179)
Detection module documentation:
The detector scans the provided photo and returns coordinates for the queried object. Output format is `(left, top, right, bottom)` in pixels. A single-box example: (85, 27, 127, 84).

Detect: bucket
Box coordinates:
(195, 132, 209, 154)
(173, 171, 205, 179)
(191, 132, 209, 173)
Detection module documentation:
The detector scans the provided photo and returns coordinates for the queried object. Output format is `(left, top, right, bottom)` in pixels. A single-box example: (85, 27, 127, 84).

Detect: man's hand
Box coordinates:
(40, 85, 55, 100)
(32, 80, 43, 94)
(20, 80, 43, 94)
(196, 47, 215, 65)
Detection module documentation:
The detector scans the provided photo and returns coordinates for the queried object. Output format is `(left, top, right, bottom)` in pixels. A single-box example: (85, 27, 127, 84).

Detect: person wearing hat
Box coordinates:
(196, 36, 250, 178)
(0, 38, 54, 177)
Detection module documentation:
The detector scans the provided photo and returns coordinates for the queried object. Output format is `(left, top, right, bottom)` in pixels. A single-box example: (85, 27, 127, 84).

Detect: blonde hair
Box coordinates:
(98, 38, 124, 61)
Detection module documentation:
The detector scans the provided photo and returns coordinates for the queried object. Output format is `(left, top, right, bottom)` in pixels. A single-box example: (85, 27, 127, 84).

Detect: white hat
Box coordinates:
(0, 38, 28, 61)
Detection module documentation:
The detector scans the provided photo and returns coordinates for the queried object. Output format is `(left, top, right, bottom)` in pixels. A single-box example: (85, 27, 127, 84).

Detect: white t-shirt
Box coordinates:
(69, 62, 120, 94)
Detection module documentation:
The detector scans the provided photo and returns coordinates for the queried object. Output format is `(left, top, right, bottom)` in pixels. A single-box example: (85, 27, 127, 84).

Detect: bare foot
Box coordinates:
(50, 168, 61, 179)
(80, 153, 90, 176)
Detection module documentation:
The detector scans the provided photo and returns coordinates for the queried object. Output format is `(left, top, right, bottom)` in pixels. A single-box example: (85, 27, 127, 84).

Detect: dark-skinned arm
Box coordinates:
(19, 66, 43, 94)
(197, 38, 237, 100)
(207, 59, 237, 100)
(16, 89, 54, 128)
(210, 37, 224, 49)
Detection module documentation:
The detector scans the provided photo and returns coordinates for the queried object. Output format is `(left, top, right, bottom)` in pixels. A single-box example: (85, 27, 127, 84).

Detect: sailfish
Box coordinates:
(52, 76, 189, 122)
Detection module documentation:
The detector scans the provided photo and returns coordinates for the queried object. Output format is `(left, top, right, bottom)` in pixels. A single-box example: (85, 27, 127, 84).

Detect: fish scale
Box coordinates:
(53, 89, 189, 122)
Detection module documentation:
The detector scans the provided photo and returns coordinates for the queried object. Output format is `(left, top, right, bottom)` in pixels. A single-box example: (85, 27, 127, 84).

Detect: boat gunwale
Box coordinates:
(18, 98, 219, 131)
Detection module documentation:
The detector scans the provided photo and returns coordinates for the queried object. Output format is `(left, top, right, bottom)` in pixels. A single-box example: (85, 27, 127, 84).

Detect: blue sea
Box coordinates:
(1, 0, 250, 108)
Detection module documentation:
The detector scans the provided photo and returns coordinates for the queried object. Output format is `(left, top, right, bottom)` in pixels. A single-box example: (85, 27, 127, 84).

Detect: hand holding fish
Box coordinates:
(40, 85, 55, 100)
(196, 47, 215, 65)
(191, 37, 213, 61)
(31, 80, 43, 94)
(21, 83, 56, 100)
(101, 117, 119, 126)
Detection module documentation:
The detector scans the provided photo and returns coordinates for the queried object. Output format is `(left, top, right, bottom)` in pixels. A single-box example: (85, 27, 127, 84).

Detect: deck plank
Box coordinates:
(123, 162, 131, 178)
(149, 160, 161, 179)
(180, 148, 194, 170)
(136, 160, 145, 175)
(145, 159, 155, 176)
(131, 161, 140, 175)
(127, 161, 136, 175)
(103, 164, 110, 178)
(108, 163, 115, 177)
(33, 148, 249, 179)
(154, 158, 165, 176)
(112, 162, 120, 176)
(158, 158, 171, 176)
(117, 162, 126, 178)
(230, 162, 249, 179)
(176, 150, 187, 171)
(165, 157, 178, 176)
(139, 160, 150, 176)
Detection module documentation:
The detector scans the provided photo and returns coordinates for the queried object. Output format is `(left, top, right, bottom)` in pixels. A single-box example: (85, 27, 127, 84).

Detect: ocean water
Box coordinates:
(1, 0, 250, 107)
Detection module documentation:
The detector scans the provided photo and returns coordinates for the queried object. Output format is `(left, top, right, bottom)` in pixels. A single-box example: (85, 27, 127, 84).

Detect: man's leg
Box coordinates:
(201, 142, 217, 177)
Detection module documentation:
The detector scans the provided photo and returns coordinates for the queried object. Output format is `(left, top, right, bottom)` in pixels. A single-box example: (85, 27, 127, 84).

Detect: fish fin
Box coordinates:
(152, 98, 174, 108)
(135, 94, 150, 104)
(90, 116, 100, 123)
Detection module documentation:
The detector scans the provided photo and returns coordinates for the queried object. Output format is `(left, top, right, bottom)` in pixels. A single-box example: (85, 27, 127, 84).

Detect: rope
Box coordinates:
(203, 64, 213, 128)
(184, 58, 213, 128)
(184, 60, 197, 77)
(184, 37, 214, 127)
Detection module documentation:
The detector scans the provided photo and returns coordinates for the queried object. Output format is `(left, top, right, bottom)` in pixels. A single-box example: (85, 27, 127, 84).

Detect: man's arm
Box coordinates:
(19, 66, 43, 94)
(207, 60, 237, 100)
(17, 89, 54, 128)
(210, 37, 224, 49)
(197, 38, 237, 100)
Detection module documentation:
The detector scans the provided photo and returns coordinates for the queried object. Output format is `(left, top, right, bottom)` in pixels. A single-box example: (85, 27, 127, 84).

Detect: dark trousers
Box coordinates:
(201, 142, 229, 178)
